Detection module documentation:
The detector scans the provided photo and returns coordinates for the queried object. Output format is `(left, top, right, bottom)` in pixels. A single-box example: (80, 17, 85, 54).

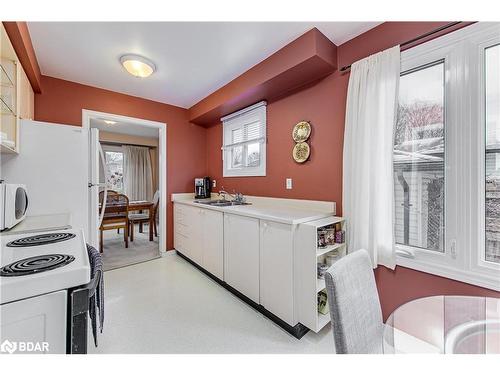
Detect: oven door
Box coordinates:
(0, 290, 67, 354)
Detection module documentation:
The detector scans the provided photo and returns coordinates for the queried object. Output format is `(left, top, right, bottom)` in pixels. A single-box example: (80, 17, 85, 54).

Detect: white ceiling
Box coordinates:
(90, 118, 159, 138)
(28, 22, 381, 108)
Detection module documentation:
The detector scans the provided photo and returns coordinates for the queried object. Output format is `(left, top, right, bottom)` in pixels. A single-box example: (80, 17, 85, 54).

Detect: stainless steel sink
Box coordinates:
(194, 199, 251, 207)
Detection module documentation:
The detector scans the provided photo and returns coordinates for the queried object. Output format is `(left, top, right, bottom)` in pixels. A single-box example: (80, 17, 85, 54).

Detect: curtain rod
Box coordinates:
(339, 22, 464, 73)
(100, 140, 156, 149)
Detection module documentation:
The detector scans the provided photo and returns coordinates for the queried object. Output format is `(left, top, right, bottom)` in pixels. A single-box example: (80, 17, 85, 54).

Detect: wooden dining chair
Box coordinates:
(128, 190, 160, 242)
(99, 192, 130, 252)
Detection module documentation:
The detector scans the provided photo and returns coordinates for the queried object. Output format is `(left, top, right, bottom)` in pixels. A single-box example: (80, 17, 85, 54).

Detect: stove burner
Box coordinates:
(6, 232, 76, 247)
(0, 254, 75, 277)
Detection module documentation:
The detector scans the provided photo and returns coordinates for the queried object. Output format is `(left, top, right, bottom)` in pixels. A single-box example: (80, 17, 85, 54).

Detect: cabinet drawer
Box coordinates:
(174, 205, 188, 224)
(174, 231, 188, 252)
(175, 221, 189, 236)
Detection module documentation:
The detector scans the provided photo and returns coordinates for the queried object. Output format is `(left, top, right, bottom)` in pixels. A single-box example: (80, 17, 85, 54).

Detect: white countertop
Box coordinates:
(172, 194, 335, 225)
(1, 213, 72, 236)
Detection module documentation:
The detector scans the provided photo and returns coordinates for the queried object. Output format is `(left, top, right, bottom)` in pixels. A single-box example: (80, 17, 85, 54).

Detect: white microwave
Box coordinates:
(0, 182, 28, 230)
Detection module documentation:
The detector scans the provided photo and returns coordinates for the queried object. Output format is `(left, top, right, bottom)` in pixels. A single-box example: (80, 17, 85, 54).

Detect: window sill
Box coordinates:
(396, 256, 500, 292)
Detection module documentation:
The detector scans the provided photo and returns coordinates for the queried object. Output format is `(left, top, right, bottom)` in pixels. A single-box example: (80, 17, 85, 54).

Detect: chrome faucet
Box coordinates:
(218, 187, 246, 203)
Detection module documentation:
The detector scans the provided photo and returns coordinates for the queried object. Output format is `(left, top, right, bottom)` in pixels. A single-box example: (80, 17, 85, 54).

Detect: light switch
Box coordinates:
(212, 180, 217, 188)
(286, 178, 292, 189)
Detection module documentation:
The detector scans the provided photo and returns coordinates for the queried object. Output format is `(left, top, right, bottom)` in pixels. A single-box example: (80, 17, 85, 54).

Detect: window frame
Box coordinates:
(102, 144, 125, 192)
(394, 23, 500, 291)
(222, 101, 267, 177)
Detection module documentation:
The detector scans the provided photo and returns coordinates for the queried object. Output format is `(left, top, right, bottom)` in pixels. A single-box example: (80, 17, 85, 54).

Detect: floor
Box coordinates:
(89, 252, 335, 354)
(101, 224, 160, 271)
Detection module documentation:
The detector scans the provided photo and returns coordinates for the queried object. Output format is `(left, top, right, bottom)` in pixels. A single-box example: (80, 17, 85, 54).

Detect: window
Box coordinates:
(394, 23, 500, 291)
(222, 101, 266, 177)
(103, 146, 124, 192)
(485, 44, 500, 264)
(394, 62, 445, 252)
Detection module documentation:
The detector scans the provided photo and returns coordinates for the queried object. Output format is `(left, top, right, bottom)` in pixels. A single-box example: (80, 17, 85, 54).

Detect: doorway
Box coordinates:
(83, 110, 167, 271)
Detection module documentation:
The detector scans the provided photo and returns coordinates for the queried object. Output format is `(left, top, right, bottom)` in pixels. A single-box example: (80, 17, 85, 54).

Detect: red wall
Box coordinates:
(206, 73, 348, 212)
(35, 75, 206, 250)
(204, 22, 500, 316)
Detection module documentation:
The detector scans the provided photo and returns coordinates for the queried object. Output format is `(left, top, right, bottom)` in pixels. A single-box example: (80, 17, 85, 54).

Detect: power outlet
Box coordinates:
(212, 180, 217, 188)
(286, 178, 293, 190)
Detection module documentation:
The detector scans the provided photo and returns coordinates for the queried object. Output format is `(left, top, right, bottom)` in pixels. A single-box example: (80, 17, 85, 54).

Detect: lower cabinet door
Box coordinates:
(202, 210, 224, 280)
(184, 205, 203, 265)
(0, 290, 67, 354)
(260, 220, 295, 325)
(224, 214, 260, 303)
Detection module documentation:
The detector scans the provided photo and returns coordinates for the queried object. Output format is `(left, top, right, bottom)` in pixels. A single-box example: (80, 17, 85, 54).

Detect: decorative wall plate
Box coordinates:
(292, 142, 310, 163)
(292, 121, 311, 142)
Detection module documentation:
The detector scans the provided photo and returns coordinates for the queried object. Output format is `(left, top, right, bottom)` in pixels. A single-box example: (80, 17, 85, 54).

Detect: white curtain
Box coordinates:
(123, 145, 153, 201)
(343, 45, 400, 269)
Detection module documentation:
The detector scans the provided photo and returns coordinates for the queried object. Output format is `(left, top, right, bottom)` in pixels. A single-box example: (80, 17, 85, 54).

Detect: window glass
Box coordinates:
(485, 44, 500, 264)
(394, 61, 445, 252)
(105, 151, 124, 192)
(222, 102, 266, 176)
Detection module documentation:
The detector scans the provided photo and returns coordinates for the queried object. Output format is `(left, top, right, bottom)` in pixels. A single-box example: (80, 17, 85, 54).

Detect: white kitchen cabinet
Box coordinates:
(224, 213, 260, 303)
(185, 205, 203, 265)
(259, 220, 296, 325)
(201, 209, 224, 279)
(0, 24, 35, 154)
(174, 203, 224, 279)
(173, 204, 188, 254)
(295, 216, 346, 332)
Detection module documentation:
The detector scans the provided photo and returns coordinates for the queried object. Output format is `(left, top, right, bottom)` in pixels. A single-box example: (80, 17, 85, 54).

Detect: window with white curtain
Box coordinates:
(222, 101, 267, 177)
(102, 144, 124, 192)
(394, 23, 500, 291)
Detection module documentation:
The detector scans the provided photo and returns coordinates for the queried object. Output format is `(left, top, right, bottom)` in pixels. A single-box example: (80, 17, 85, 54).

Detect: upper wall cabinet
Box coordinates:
(0, 24, 35, 154)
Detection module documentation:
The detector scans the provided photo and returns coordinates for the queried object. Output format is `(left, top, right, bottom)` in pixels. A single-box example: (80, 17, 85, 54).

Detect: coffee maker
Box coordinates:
(195, 177, 211, 199)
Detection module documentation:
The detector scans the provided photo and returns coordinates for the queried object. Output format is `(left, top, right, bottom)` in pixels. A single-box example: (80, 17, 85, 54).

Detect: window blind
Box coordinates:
(222, 101, 266, 151)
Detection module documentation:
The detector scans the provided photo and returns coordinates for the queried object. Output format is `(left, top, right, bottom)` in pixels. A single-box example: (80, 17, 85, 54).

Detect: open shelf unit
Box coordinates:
(295, 216, 346, 333)
(1, 24, 19, 154)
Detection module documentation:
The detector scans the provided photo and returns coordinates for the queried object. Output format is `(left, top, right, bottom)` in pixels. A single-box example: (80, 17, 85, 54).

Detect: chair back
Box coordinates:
(99, 190, 118, 205)
(324, 249, 384, 354)
(152, 190, 160, 215)
(103, 193, 129, 217)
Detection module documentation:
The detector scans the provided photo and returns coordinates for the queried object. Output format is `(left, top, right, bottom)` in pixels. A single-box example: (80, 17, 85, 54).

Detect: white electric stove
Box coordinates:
(0, 229, 91, 354)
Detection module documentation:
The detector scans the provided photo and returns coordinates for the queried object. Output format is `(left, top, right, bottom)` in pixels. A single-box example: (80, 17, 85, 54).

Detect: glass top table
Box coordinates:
(383, 295, 500, 354)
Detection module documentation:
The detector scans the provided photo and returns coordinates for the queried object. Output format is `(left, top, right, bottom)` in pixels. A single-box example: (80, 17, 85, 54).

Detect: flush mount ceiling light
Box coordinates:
(103, 120, 117, 125)
(120, 54, 156, 78)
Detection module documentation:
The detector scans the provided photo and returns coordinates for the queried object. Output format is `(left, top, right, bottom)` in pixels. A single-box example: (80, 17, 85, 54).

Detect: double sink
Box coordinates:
(194, 199, 251, 207)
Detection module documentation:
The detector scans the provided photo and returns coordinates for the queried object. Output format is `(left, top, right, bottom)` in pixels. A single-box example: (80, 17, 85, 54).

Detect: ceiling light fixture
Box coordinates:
(120, 54, 156, 78)
(104, 120, 117, 125)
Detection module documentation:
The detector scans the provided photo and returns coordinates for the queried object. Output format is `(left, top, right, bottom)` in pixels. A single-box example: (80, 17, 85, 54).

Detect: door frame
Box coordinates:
(82, 109, 167, 255)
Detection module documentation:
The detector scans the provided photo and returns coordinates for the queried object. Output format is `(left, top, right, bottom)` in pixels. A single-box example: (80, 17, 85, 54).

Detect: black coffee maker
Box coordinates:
(195, 177, 211, 199)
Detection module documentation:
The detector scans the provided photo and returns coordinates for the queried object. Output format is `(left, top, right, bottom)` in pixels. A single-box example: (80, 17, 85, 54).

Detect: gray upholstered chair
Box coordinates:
(324, 249, 384, 354)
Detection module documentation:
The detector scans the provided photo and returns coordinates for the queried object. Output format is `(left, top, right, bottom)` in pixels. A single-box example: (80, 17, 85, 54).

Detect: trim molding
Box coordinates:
(2, 21, 42, 93)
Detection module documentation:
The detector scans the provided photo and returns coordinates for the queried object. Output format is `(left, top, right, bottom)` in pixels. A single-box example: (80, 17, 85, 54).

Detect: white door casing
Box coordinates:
(82, 109, 167, 254)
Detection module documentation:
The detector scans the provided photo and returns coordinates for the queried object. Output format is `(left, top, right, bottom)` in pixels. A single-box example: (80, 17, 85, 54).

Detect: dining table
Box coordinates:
(101, 199, 155, 241)
(383, 295, 500, 354)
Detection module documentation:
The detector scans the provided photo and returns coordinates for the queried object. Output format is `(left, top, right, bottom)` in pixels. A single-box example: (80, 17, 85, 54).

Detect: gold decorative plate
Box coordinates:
(292, 121, 311, 142)
(292, 142, 310, 163)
